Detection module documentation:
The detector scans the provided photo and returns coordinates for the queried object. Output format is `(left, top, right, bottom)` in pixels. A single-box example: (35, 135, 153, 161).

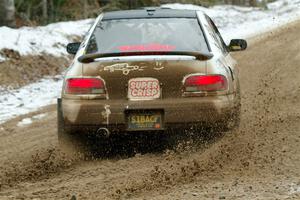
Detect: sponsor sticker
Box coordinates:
(128, 78, 160, 100)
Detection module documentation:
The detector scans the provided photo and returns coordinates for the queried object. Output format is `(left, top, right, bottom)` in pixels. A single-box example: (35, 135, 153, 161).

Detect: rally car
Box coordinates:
(57, 8, 247, 152)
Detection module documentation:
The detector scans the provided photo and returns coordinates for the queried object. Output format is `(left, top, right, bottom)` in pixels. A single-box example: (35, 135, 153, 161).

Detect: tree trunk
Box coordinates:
(42, 0, 48, 23)
(0, 0, 16, 27)
(49, 0, 54, 22)
(249, 0, 257, 6)
(82, 0, 88, 18)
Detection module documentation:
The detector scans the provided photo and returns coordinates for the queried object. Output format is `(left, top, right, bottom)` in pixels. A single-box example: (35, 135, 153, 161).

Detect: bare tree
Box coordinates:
(0, 0, 16, 27)
(249, 0, 257, 6)
(82, 0, 88, 18)
(42, 0, 48, 23)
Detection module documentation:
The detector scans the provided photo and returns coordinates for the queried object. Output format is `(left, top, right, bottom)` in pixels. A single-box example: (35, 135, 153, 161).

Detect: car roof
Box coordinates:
(102, 8, 199, 20)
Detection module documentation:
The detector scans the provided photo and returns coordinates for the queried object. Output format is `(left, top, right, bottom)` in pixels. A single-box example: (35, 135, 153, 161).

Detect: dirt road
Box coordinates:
(0, 20, 300, 200)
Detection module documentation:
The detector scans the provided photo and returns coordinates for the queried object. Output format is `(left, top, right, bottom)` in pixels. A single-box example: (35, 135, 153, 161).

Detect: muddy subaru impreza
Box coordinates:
(57, 8, 247, 151)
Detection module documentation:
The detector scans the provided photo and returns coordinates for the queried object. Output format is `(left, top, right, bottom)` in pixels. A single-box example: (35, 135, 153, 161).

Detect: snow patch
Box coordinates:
(162, 0, 300, 42)
(289, 183, 300, 195)
(17, 118, 32, 127)
(0, 77, 62, 124)
(17, 113, 48, 127)
(0, 0, 299, 60)
(0, 55, 5, 62)
(32, 113, 47, 120)
(0, 19, 93, 59)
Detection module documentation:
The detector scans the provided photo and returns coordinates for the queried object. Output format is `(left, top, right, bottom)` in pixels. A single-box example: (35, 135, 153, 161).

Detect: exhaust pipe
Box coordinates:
(96, 127, 110, 138)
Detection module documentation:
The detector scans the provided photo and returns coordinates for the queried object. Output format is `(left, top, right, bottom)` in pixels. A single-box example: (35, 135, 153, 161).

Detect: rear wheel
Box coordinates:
(57, 99, 86, 158)
(216, 81, 241, 132)
(220, 104, 241, 131)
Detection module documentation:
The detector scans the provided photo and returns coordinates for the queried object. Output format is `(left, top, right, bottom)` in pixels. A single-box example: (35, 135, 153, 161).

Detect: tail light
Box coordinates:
(65, 78, 106, 95)
(183, 75, 228, 92)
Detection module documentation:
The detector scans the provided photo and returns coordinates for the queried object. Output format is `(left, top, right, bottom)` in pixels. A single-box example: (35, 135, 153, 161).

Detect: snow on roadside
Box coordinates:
(32, 113, 47, 120)
(1, 0, 300, 124)
(17, 113, 48, 127)
(0, 0, 299, 61)
(0, 77, 62, 124)
(0, 19, 93, 60)
(162, 0, 300, 42)
(0, 55, 5, 62)
(289, 183, 300, 195)
(17, 118, 32, 127)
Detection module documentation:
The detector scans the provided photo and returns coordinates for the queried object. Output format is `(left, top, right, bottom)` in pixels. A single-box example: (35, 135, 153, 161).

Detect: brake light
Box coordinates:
(65, 78, 105, 94)
(184, 75, 228, 92)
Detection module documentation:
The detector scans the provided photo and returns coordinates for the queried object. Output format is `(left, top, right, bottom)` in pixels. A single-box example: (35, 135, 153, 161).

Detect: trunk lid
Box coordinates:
(82, 58, 206, 100)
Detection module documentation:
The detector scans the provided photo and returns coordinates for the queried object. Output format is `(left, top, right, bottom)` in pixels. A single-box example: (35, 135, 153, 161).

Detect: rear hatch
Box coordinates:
(80, 16, 211, 100)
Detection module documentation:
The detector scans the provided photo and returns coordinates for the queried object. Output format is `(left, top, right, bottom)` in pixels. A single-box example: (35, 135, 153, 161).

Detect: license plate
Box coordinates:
(127, 112, 163, 131)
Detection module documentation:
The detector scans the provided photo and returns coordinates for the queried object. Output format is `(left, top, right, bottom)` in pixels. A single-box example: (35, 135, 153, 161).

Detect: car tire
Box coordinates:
(225, 104, 241, 130)
(217, 80, 241, 132)
(228, 79, 242, 130)
(57, 98, 86, 158)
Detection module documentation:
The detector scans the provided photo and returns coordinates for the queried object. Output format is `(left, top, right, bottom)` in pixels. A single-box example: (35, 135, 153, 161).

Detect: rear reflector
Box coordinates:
(65, 78, 105, 94)
(184, 75, 228, 92)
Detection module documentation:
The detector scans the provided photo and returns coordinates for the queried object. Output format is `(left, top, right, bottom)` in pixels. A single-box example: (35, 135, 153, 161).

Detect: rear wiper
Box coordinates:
(78, 51, 214, 63)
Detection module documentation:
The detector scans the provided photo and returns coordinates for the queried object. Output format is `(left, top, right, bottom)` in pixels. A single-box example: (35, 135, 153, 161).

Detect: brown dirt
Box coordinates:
(0, 49, 69, 89)
(0, 20, 300, 200)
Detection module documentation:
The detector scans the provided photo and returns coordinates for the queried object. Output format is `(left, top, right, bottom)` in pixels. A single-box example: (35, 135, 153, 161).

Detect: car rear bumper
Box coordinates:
(62, 94, 236, 130)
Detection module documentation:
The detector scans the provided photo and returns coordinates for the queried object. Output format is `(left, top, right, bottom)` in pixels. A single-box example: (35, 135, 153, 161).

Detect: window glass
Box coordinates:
(86, 18, 209, 54)
(205, 15, 228, 53)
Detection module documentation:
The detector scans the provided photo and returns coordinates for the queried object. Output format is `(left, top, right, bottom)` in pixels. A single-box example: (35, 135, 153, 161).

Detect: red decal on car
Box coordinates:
(118, 43, 176, 52)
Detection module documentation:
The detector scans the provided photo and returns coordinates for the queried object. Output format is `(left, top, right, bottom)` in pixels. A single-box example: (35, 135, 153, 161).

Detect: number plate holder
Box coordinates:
(126, 110, 164, 131)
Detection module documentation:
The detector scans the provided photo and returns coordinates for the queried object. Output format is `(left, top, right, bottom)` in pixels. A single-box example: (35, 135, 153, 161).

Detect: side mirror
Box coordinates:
(228, 39, 247, 52)
(66, 42, 81, 55)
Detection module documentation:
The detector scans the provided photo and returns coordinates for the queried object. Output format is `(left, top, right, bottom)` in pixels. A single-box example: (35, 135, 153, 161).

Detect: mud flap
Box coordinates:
(57, 98, 87, 158)
(57, 98, 63, 133)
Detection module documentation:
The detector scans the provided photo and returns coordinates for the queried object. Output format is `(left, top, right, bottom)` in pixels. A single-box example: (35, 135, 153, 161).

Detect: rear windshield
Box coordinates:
(86, 18, 209, 54)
